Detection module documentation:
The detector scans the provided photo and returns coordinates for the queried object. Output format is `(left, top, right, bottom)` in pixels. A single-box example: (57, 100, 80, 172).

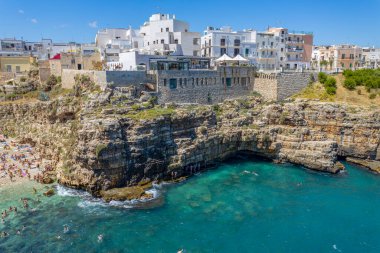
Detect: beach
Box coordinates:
(0, 132, 49, 187)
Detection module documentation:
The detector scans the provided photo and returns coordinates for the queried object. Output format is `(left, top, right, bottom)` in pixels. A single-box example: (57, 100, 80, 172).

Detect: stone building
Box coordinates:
(0, 56, 36, 73)
(149, 58, 255, 104)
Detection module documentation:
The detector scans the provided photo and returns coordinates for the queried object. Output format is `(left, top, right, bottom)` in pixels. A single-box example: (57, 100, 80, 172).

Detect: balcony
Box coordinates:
(287, 40, 304, 44)
(287, 57, 302, 62)
(287, 48, 304, 53)
(258, 46, 277, 51)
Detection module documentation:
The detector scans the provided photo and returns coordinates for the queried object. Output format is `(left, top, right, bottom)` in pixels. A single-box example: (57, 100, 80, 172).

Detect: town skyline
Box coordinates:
(1, 0, 380, 47)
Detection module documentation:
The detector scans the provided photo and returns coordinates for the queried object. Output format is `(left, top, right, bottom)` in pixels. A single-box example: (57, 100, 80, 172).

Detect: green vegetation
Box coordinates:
(250, 91, 262, 97)
(125, 107, 175, 120)
(369, 93, 377, 99)
(95, 144, 108, 158)
(342, 69, 380, 91)
(212, 104, 223, 117)
(318, 72, 328, 84)
(343, 78, 357, 90)
(324, 76, 337, 95)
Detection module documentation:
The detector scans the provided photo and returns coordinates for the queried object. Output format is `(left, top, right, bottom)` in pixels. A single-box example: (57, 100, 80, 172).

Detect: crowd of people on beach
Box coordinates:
(0, 130, 54, 239)
(0, 133, 40, 182)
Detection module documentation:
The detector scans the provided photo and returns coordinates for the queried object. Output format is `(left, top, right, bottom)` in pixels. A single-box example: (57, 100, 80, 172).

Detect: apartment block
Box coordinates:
(201, 26, 257, 64)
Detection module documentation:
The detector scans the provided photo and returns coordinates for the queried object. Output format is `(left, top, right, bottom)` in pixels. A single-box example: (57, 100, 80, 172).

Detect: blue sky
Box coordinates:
(1, 0, 379, 46)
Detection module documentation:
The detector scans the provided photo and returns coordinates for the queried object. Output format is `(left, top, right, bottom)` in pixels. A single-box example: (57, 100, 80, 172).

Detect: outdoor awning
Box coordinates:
(233, 55, 249, 62)
(215, 54, 234, 62)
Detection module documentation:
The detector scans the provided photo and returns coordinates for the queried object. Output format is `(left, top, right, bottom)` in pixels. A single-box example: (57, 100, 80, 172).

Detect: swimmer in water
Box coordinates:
(63, 225, 69, 234)
(98, 234, 103, 243)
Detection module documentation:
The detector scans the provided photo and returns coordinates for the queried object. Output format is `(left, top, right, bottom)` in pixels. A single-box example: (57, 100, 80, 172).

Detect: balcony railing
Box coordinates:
(287, 48, 304, 53)
(287, 40, 304, 44)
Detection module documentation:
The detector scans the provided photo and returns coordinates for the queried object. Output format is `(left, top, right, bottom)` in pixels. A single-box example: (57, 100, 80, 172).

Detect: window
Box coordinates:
(270, 42, 274, 47)
(220, 48, 226, 55)
(193, 38, 199, 45)
(234, 39, 240, 47)
(262, 41, 265, 46)
(179, 78, 182, 86)
(220, 38, 226, 46)
(169, 79, 177, 89)
(281, 39, 284, 43)
(163, 79, 167, 86)
(226, 78, 232, 87)
(161, 28, 163, 32)
(161, 39, 165, 44)
(241, 77, 247, 85)
(342, 54, 346, 59)
(77, 64, 82, 70)
(281, 48, 284, 52)
(196, 78, 199, 85)
(245, 48, 249, 56)
(234, 48, 240, 56)
(174, 39, 179, 44)
(166, 27, 169, 32)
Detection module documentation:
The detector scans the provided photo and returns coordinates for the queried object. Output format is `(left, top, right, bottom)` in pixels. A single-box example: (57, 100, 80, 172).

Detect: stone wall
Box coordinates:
(253, 73, 278, 100)
(62, 70, 151, 90)
(106, 71, 151, 87)
(62, 70, 107, 90)
(254, 71, 317, 101)
(277, 72, 317, 100)
(156, 66, 255, 104)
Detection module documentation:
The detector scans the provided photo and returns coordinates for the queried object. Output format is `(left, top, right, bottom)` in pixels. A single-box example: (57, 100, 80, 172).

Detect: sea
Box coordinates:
(0, 157, 379, 253)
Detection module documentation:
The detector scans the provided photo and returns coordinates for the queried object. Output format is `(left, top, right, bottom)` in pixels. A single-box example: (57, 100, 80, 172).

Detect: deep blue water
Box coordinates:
(0, 158, 380, 253)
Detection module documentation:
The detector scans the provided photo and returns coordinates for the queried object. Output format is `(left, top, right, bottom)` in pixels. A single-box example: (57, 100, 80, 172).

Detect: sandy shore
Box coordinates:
(0, 134, 47, 187)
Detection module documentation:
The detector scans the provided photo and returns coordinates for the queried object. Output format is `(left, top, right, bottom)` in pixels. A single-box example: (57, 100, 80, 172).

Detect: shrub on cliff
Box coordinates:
(45, 75, 58, 91)
(318, 72, 328, 84)
(343, 78, 357, 90)
(324, 77, 337, 95)
(369, 93, 377, 99)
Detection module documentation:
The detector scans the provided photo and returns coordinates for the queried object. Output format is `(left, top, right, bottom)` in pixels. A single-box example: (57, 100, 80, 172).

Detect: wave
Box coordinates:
(56, 185, 91, 197)
(56, 183, 166, 210)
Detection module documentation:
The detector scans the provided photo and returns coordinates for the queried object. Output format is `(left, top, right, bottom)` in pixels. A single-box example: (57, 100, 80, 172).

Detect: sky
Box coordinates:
(1, 0, 380, 47)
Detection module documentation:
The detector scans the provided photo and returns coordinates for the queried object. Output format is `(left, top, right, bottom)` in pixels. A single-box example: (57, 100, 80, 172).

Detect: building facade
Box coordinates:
(312, 45, 363, 72)
(201, 26, 257, 64)
(139, 14, 201, 56)
(362, 47, 380, 69)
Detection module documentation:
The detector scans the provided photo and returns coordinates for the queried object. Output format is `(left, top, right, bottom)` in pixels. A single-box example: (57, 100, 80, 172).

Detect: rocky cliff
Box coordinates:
(1, 91, 379, 197)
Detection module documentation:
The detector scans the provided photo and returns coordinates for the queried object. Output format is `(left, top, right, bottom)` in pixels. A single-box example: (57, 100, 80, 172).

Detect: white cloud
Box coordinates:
(88, 21, 97, 28)
(31, 18, 38, 24)
(18, 9, 24, 14)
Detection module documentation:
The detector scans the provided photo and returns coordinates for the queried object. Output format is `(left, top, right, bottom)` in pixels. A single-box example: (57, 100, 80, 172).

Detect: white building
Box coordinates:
(201, 26, 257, 64)
(139, 14, 200, 56)
(362, 47, 380, 69)
(95, 28, 143, 62)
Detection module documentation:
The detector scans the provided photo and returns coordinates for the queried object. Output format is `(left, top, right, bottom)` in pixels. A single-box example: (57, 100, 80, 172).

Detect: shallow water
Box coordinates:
(0, 158, 380, 253)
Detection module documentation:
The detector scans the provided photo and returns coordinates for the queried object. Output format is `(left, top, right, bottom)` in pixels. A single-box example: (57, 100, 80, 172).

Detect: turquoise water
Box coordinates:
(1, 158, 380, 253)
